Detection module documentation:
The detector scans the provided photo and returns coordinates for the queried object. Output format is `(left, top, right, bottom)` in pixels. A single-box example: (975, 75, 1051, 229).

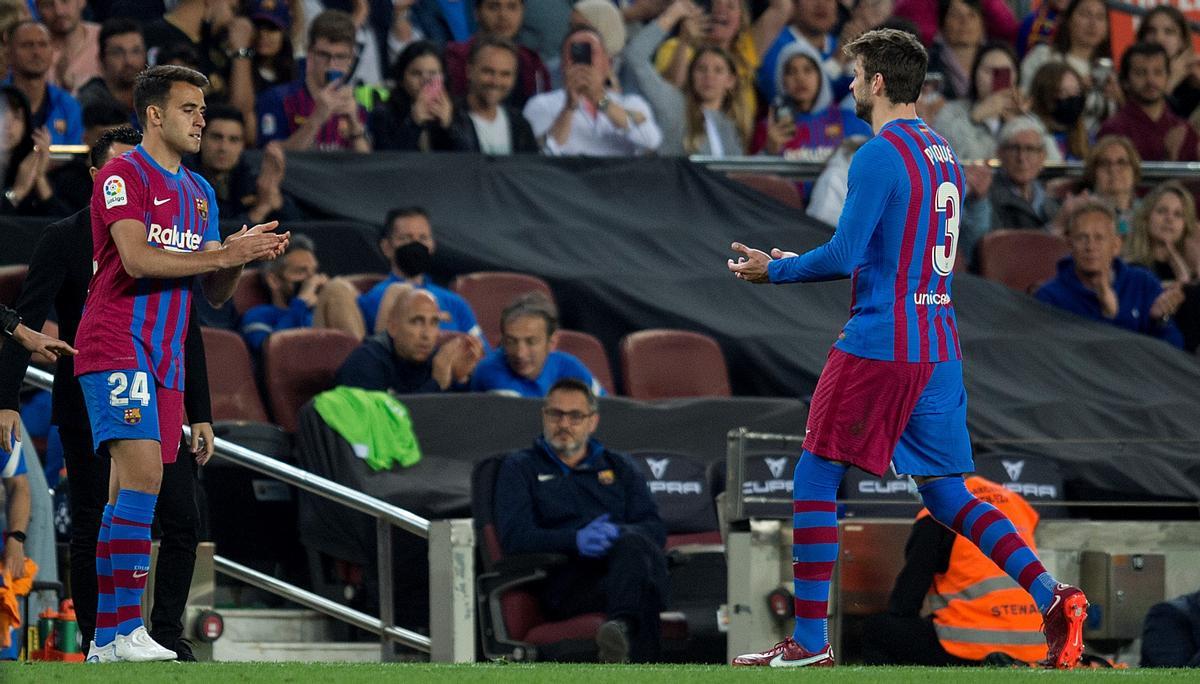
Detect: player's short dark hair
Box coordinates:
(842, 28, 928, 105)
(133, 65, 209, 127)
(381, 206, 429, 240)
(1063, 198, 1117, 237)
(547, 377, 597, 412)
(99, 17, 143, 57)
(83, 100, 129, 129)
(500, 291, 558, 339)
(1119, 41, 1169, 84)
(90, 125, 141, 169)
(205, 103, 245, 128)
(469, 34, 519, 66)
(308, 9, 356, 48)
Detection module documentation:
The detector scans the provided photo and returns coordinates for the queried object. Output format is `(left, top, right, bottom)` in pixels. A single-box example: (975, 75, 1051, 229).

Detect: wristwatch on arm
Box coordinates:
(0, 305, 20, 339)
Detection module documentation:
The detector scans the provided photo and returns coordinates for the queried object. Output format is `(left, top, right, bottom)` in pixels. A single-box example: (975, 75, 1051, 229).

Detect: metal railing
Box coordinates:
(20, 365, 474, 662)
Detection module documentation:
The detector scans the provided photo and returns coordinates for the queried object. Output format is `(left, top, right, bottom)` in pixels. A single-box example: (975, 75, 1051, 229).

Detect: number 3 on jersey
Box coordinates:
(932, 181, 960, 276)
(108, 371, 151, 407)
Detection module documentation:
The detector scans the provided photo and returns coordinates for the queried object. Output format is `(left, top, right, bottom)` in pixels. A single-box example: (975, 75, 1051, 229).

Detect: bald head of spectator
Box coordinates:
(387, 286, 442, 363)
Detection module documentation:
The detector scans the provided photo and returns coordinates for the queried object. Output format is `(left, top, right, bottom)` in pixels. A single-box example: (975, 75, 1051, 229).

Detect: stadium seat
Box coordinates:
(839, 468, 922, 519)
(976, 229, 1070, 293)
(232, 268, 269, 315)
(708, 451, 798, 522)
(726, 173, 805, 210)
(0, 264, 28, 307)
(630, 451, 720, 548)
(450, 271, 555, 346)
(263, 328, 361, 432)
(555, 330, 614, 396)
(200, 326, 270, 423)
(471, 454, 688, 662)
(620, 329, 731, 399)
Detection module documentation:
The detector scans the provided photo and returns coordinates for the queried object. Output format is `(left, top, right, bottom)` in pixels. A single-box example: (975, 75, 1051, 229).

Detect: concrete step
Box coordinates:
(213, 640, 382, 663)
(218, 608, 337, 643)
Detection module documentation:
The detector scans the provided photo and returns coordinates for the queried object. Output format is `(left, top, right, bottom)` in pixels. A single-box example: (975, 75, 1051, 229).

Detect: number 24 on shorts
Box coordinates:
(108, 371, 151, 407)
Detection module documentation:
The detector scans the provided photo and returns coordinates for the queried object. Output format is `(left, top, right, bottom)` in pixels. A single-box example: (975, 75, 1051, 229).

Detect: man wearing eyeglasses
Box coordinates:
(256, 10, 370, 152)
(962, 116, 1060, 249)
(493, 378, 668, 663)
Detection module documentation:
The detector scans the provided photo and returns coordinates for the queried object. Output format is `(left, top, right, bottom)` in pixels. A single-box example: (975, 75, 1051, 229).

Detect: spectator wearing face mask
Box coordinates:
(357, 207, 488, 350)
(1025, 61, 1081, 160)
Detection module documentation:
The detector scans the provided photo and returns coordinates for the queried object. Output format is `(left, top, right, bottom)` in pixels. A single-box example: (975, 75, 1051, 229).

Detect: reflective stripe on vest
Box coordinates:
(928, 576, 1021, 612)
(934, 624, 1048, 646)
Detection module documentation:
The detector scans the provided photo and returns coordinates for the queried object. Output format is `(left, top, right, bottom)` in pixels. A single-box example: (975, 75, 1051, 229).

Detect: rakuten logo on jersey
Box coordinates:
(147, 223, 202, 252)
(913, 292, 952, 306)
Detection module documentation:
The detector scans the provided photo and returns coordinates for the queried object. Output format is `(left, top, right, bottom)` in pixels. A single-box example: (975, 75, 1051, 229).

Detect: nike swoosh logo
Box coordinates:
(153, 197, 171, 205)
(1047, 594, 1062, 616)
(132, 570, 149, 578)
(769, 651, 829, 667)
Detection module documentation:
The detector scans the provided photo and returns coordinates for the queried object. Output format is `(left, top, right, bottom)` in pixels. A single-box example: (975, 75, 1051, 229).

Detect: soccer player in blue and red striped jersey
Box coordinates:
(75, 65, 288, 663)
(728, 29, 1088, 670)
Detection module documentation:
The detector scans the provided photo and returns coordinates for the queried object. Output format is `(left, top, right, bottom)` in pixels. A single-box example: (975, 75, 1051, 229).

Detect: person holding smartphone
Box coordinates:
(256, 10, 370, 152)
(934, 42, 1031, 162)
(369, 41, 457, 151)
(522, 27, 662, 156)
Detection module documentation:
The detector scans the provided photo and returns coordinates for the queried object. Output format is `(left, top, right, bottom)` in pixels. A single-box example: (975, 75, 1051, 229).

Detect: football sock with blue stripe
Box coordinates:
(94, 504, 117, 647)
(110, 489, 157, 637)
(790, 451, 847, 651)
(918, 477, 1057, 611)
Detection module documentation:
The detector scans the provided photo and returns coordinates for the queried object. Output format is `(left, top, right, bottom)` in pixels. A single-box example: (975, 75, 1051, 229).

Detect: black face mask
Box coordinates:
(394, 241, 432, 278)
(1052, 95, 1085, 127)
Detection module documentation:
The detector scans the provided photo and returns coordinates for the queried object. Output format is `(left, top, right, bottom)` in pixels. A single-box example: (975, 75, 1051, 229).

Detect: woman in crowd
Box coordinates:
(626, 0, 748, 156)
(1125, 181, 1200, 351)
(934, 42, 1026, 161)
(1020, 0, 1116, 132)
(1136, 5, 1200, 119)
(1028, 61, 1086, 160)
(1079, 136, 1141, 234)
(1, 86, 65, 216)
(927, 0, 987, 101)
(369, 41, 454, 151)
(750, 40, 871, 161)
(251, 13, 297, 94)
(654, 0, 791, 121)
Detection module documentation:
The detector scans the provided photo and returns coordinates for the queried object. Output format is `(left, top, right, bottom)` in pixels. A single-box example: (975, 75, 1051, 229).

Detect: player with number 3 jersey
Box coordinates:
(74, 65, 288, 664)
(727, 29, 1089, 670)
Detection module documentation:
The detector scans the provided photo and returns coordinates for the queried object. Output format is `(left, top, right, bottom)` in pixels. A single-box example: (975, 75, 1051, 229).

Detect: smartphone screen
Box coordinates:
(569, 41, 593, 66)
(992, 67, 1012, 90)
(326, 69, 344, 86)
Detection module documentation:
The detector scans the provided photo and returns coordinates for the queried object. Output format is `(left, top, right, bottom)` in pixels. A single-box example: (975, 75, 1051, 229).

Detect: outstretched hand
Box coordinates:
(727, 242, 775, 283)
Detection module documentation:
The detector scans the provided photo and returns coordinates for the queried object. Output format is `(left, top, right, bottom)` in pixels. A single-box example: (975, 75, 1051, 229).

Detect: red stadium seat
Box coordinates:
(620, 329, 731, 399)
(200, 327, 269, 423)
(263, 328, 361, 432)
(554, 330, 614, 396)
(232, 269, 269, 315)
(726, 173, 805, 210)
(450, 271, 555, 346)
(976, 229, 1070, 294)
(0, 264, 28, 307)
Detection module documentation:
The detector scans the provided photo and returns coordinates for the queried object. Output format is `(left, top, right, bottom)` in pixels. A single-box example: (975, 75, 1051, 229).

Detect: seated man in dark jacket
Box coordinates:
(1142, 589, 1200, 667)
(335, 286, 483, 393)
(494, 378, 668, 663)
(1035, 199, 1184, 348)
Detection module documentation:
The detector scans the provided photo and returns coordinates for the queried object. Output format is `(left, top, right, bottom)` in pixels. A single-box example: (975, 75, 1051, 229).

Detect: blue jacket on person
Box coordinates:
(494, 437, 666, 556)
(469, 348, 606, 397)
(1035, 257, 1184, 348)
(1, 79, 83, 145)
(240, 299, 313, 353)
(356, 274, 486, 347)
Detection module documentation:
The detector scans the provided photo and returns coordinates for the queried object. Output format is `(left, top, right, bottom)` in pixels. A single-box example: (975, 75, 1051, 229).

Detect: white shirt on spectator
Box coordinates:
(470, 108, 512, 155)
(523, 89, 662, 156)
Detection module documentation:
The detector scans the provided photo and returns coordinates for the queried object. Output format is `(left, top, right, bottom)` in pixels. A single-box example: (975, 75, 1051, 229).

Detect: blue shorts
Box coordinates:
(804, 348, 973, 477)
(79, 369, 184, 464)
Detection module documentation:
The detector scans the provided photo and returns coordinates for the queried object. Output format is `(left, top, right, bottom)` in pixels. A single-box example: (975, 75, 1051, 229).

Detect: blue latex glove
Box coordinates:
(576, 513, 620, 558)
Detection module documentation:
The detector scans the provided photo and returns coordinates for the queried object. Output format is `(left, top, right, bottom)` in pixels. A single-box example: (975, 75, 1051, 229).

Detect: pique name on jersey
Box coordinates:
(923, 144, 956, 165)
(913, 292, 952, 306)
(147, 223, 203, 252)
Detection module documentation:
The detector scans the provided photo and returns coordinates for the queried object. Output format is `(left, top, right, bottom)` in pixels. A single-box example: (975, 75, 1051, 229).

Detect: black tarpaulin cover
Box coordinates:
(281, 153, 1200, 501)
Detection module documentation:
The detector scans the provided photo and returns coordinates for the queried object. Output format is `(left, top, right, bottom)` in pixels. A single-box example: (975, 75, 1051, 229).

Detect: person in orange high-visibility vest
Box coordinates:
(862, 476, 1049, 665)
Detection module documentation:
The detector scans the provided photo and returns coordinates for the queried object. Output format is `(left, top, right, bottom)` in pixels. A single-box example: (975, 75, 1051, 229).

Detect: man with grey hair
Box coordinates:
(1035, 198, 1184, 347)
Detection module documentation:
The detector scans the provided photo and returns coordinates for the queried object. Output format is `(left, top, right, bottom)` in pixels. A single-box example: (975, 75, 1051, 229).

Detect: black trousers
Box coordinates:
(60, 427, 200, 647)
(859, 613, 975, 666)
(540, 533, 669, 662)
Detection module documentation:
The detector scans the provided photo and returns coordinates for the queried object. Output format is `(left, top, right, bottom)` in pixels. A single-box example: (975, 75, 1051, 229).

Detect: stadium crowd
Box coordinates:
(0, 0, 1198, 350)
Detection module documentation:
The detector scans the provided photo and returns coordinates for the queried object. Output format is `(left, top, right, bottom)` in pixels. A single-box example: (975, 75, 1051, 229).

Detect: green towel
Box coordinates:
(312, 387, 421, 472)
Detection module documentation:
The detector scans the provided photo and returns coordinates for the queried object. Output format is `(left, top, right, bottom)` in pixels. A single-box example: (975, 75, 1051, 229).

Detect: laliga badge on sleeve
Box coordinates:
(598, 469, 614, 485)
(103, 175, 127, 209)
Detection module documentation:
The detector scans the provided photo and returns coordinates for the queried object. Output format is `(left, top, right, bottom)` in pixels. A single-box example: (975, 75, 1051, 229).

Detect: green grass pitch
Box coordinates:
(2, 663, 1196, 682)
